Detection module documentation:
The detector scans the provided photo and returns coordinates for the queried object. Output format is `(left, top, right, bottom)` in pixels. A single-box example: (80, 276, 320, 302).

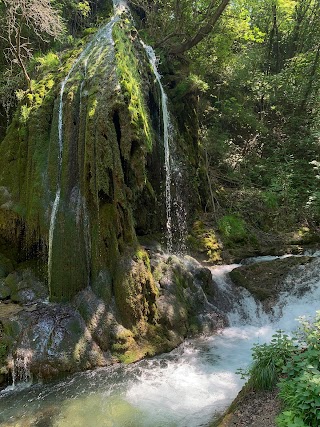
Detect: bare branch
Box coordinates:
(2, 0, 64, 90)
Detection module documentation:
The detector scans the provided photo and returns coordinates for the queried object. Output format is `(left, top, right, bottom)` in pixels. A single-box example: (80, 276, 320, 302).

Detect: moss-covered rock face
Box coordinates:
(114, 248, 158, 332)
(0, 8, 216, 386)
(0, 249, 225, 386)
(0, 11, 165, 303)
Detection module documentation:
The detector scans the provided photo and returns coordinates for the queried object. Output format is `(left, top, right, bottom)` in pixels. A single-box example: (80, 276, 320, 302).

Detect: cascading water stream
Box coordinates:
(2, 255, 320, 426)
(47, 2, 122, 292)
(141, 42, 173, 253)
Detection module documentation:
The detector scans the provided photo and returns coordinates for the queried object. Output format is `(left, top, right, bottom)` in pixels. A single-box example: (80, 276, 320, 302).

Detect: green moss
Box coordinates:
(113, 22, 152, 150)
(88, 98, 98, 118)
(112, 323, 178, 363)
(0, 343, 6, 361)
(114, 248, 158, 333)
(111, 329, 140, 363)
(0, 253, 14, 278)
(134, 247, 151, 269)
(188, 220, 222, 262)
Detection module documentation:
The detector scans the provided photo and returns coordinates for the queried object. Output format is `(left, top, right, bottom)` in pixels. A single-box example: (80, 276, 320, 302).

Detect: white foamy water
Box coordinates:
(2, 256, 320, 426)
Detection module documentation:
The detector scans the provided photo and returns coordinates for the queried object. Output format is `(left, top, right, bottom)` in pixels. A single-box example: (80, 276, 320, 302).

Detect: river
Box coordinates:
(1, 254, 319, 427)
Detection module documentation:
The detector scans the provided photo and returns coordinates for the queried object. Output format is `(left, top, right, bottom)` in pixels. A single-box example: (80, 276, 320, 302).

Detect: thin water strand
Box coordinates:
(141, 42, 173, 253)
(48, 15, 120, 291)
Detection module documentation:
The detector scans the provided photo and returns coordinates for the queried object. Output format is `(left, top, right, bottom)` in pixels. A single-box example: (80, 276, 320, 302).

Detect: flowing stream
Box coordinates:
(1, 255, 320, 427)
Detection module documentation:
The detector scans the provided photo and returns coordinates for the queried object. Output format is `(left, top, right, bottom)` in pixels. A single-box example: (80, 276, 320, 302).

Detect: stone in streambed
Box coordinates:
(229, 255, 315, 309)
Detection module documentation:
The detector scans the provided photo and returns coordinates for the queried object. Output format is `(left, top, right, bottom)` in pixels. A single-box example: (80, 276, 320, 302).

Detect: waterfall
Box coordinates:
(47, 6, 121, 294)
(8, 349, 33, 392)
(141, 42, 173, 253)
(210, 264, 269, 326)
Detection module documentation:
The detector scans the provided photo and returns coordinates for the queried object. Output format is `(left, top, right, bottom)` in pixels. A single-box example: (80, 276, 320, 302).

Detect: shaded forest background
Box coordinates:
(1, 0, 320, 254)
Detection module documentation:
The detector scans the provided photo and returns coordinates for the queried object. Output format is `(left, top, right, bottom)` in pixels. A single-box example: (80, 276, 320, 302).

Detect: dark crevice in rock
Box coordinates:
(147, 90, 160, 134)
(130, 140, 140, 157)
(113, 110, 122, 145)
(121, 157, 130, 187)
(98, 189, 112, 204)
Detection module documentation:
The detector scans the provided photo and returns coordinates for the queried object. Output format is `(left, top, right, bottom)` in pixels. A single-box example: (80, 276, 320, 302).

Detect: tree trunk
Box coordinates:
(300, 44, 320, 111)
(169, 0, 230, 55)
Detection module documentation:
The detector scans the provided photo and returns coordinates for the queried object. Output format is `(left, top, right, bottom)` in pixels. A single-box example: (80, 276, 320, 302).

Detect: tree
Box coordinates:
(1, 0, 63, 91)
(168, 0, 230, 55)
(130, 0, 230, 55)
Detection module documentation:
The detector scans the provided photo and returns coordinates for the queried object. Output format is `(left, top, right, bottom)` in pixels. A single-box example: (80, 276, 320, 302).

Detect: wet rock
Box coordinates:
(152, 253, 226, 336)
(0, 302, 23, 320)
(0, 281, 10, 300)
(74, 288, 117, 351)
(0, 253, 14, 279)
(0, 251, 226, 384)
(4, 303, 109, 381)
(4, 269, 48, 304)
(229, 255, 316, 310)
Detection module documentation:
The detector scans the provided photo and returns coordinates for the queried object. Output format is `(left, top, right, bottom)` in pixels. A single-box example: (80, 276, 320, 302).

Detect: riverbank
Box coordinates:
(213, 386, 281, 427)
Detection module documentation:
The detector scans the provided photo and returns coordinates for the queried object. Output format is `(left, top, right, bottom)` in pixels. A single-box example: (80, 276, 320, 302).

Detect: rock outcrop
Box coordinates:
(0, 250, 225, 385)
(229, 255, 318, 312)
(0, 3, 221, 387)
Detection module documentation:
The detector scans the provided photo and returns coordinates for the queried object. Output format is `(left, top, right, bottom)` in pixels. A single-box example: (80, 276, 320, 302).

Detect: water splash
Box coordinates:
(10, 349, 33, 389)
(210, 264, 269, 326)
(113, 0, 128, 12)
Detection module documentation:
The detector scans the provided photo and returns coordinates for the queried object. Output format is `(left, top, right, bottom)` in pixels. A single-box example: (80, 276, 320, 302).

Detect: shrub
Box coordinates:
(36, 52, 60, 72)
(277, 411, 308, 427)
(238, 314, 320, 427)
(276, 312, 320, 426)
(218, 214, 247, 245)
(237, 331, 295, 390)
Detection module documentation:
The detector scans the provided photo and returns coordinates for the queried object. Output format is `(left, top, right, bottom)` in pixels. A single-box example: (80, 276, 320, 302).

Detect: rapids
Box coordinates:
(1, 255, 320, 427)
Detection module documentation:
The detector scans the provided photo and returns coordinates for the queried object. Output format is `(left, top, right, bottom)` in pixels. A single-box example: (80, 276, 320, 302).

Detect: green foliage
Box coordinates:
(76, 1, 90, 17)
(239, 314, 320, 426)
(218, 215, 247, 244)
(237, 331, 295, 390)
(174, 74, 209, 99)
(276, 312, 320, 426)
(16, 72, 57, 124)
(20, 105, 31, 124)
(277, 411, 308, 427)
(36, 52, 60, 72)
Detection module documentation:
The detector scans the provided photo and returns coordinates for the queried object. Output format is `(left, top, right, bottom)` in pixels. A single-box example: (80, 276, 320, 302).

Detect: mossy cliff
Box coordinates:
(0, 12, 164, 302)
(0, 9, 223, 385)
